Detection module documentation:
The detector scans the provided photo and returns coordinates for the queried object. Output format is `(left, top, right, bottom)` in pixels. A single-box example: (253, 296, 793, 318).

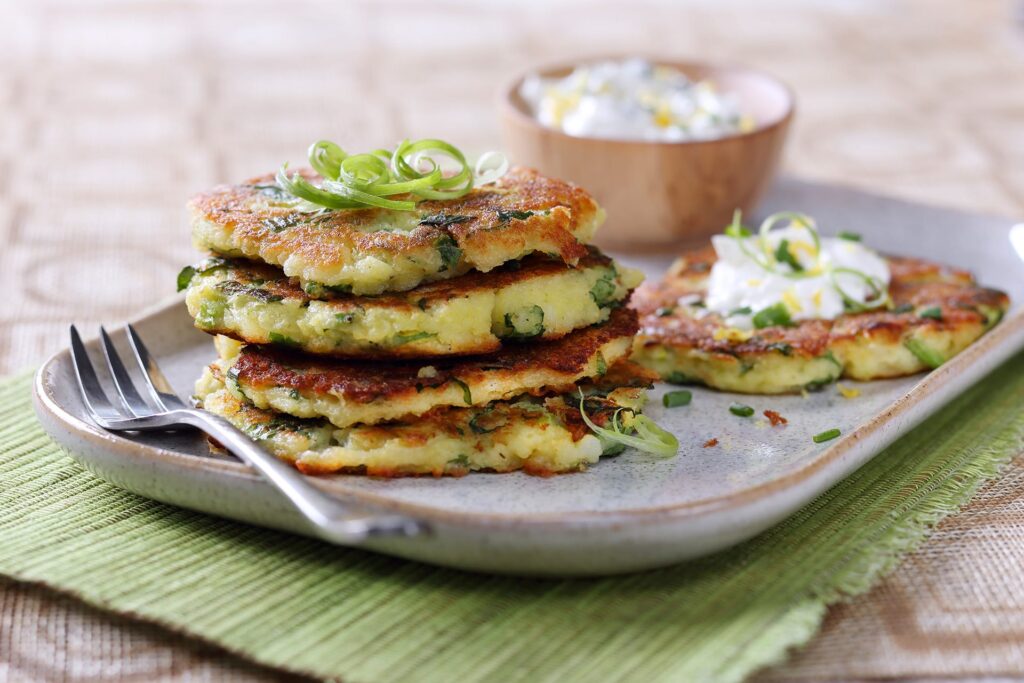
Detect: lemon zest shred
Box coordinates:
(838, 384, 861, 399)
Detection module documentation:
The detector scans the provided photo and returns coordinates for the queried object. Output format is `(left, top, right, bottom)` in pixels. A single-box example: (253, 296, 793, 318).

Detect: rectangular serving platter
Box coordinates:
(33, 178, 1024, 576)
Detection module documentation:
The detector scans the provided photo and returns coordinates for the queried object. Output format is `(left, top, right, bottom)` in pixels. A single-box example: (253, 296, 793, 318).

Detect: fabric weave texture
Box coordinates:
(2, 355, 1023, 683)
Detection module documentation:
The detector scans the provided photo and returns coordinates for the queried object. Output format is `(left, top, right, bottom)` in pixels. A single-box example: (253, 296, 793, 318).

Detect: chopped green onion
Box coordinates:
(904, 337, 945, 368)
(435, 234, 462, 272)
(656, 306, 676, 317)
(578, 393, 678, 457)
(729, 403, 754, 417)
(665, 372, 697, 385)
(837, 231, 862, 241)
(751, 212, 821, 277)
(451, 378, 473, 405)
(392, 331, 436, 346)
(919, 306, 943, 320)
(176, 265, 196, 292)
(813, 428, 841, 443)
(268, 332, 300, 347)
(891, 303, 914, 314)
(774, 239, 804, 272)
(728, 306, 753, 317)
(662, 390, 692, 408)
(419, 212, 471, 228)
(277, 138, 508, 212)
(752, 303, 792, 329)
(724, 209, 752, 237)
(497, 209, 534, 222)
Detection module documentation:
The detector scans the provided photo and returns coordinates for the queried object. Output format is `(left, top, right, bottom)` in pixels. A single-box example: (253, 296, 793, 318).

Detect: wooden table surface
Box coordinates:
(2, 1, 1023, 680)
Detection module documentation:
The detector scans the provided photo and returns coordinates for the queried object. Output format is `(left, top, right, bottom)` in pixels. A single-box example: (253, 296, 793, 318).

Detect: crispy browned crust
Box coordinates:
(189, 166, 596, 267)
(832, 281, 1008, 342)
(197, 248, 612, 310)
(634, 252, 1009, 355)
(233, 306, 639, 403)
(637, 313, 833, 358)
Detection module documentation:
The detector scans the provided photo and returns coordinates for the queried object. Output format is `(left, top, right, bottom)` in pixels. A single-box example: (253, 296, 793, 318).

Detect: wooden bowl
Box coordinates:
(499, 59, 795, 249)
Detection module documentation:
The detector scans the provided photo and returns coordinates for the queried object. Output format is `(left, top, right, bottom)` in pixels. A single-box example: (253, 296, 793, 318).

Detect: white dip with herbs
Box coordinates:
(703, 216, 891, 330)
(519, 58, 754, 142)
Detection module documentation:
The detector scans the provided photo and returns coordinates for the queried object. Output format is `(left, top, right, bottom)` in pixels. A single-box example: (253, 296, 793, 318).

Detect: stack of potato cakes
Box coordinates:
(180, 167, 655, 476)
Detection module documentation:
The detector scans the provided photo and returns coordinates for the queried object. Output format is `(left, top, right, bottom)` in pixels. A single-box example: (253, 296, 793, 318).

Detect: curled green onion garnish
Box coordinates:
(578, 393, 679, 457)
(731, 211, 820, 277)
(276, 138, 509, 212)
(830, 267, 890, 312)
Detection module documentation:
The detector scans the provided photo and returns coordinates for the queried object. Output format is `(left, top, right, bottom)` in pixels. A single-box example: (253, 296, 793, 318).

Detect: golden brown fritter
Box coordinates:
(189, 167, 604, 295)
(209, 307, 641, 428)
(181, 249, 642, 358)
(632, 250, 1009, 393)
(196, 367, 648, 477)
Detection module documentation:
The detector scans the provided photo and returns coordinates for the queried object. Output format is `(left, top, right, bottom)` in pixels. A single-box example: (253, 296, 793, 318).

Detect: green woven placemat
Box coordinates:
(2, 355, 1023, 683)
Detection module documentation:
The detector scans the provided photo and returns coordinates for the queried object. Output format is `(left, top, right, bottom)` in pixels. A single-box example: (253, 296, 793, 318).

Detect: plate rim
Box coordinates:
(33, 287, 1024, 530)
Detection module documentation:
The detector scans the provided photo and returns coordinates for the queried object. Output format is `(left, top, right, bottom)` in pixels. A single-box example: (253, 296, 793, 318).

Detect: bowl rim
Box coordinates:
(499, 54, 796, 147)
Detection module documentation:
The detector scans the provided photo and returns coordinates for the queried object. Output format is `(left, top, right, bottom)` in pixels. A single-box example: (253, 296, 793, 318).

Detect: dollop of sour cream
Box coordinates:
(704, 224, 890, 330)
(519, 58, 753, 142)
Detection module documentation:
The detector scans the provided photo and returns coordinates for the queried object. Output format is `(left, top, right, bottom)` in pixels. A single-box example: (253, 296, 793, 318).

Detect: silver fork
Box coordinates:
(69, 324, 430, 544)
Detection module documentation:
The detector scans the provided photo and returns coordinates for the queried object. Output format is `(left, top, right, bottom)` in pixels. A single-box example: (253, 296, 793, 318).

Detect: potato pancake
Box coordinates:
(205, 306, 640, 428)
(181, 249, 642, 358)
(190, 167, 604, 295)
(632, 247, 1009, 393)
(195, 364, 650, 476)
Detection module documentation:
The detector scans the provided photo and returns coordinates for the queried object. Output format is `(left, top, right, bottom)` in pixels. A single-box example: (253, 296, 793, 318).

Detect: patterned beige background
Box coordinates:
(2, 0, 1023, 680)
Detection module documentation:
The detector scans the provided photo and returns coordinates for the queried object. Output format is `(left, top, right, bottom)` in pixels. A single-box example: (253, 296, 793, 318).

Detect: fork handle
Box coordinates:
(177, 409, 430, 543)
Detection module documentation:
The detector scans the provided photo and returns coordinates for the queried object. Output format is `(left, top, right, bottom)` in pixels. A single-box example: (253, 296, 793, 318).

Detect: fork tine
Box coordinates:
(124, 324, 187, 410)
(69, 325, 122, 423)
(99, 326, 153, 417)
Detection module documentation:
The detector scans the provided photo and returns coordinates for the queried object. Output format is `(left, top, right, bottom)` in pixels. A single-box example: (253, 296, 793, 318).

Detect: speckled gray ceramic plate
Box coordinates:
(33, 179, 1024, 576)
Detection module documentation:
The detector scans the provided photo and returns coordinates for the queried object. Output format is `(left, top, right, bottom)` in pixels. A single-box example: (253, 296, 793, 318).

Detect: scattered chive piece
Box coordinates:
(891, 303, 914, 314)
(774, 239, 804, 272)
(813, 428, 841, 443)
(919, 306, 943, 320)
(662, 390, 692, 408)
(837, 231, 862, 242)
(729, 403, 755, 417)
(728, 306, 753, 317)
(656, 306, 676, 317)
(752, 302, 792, 329)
